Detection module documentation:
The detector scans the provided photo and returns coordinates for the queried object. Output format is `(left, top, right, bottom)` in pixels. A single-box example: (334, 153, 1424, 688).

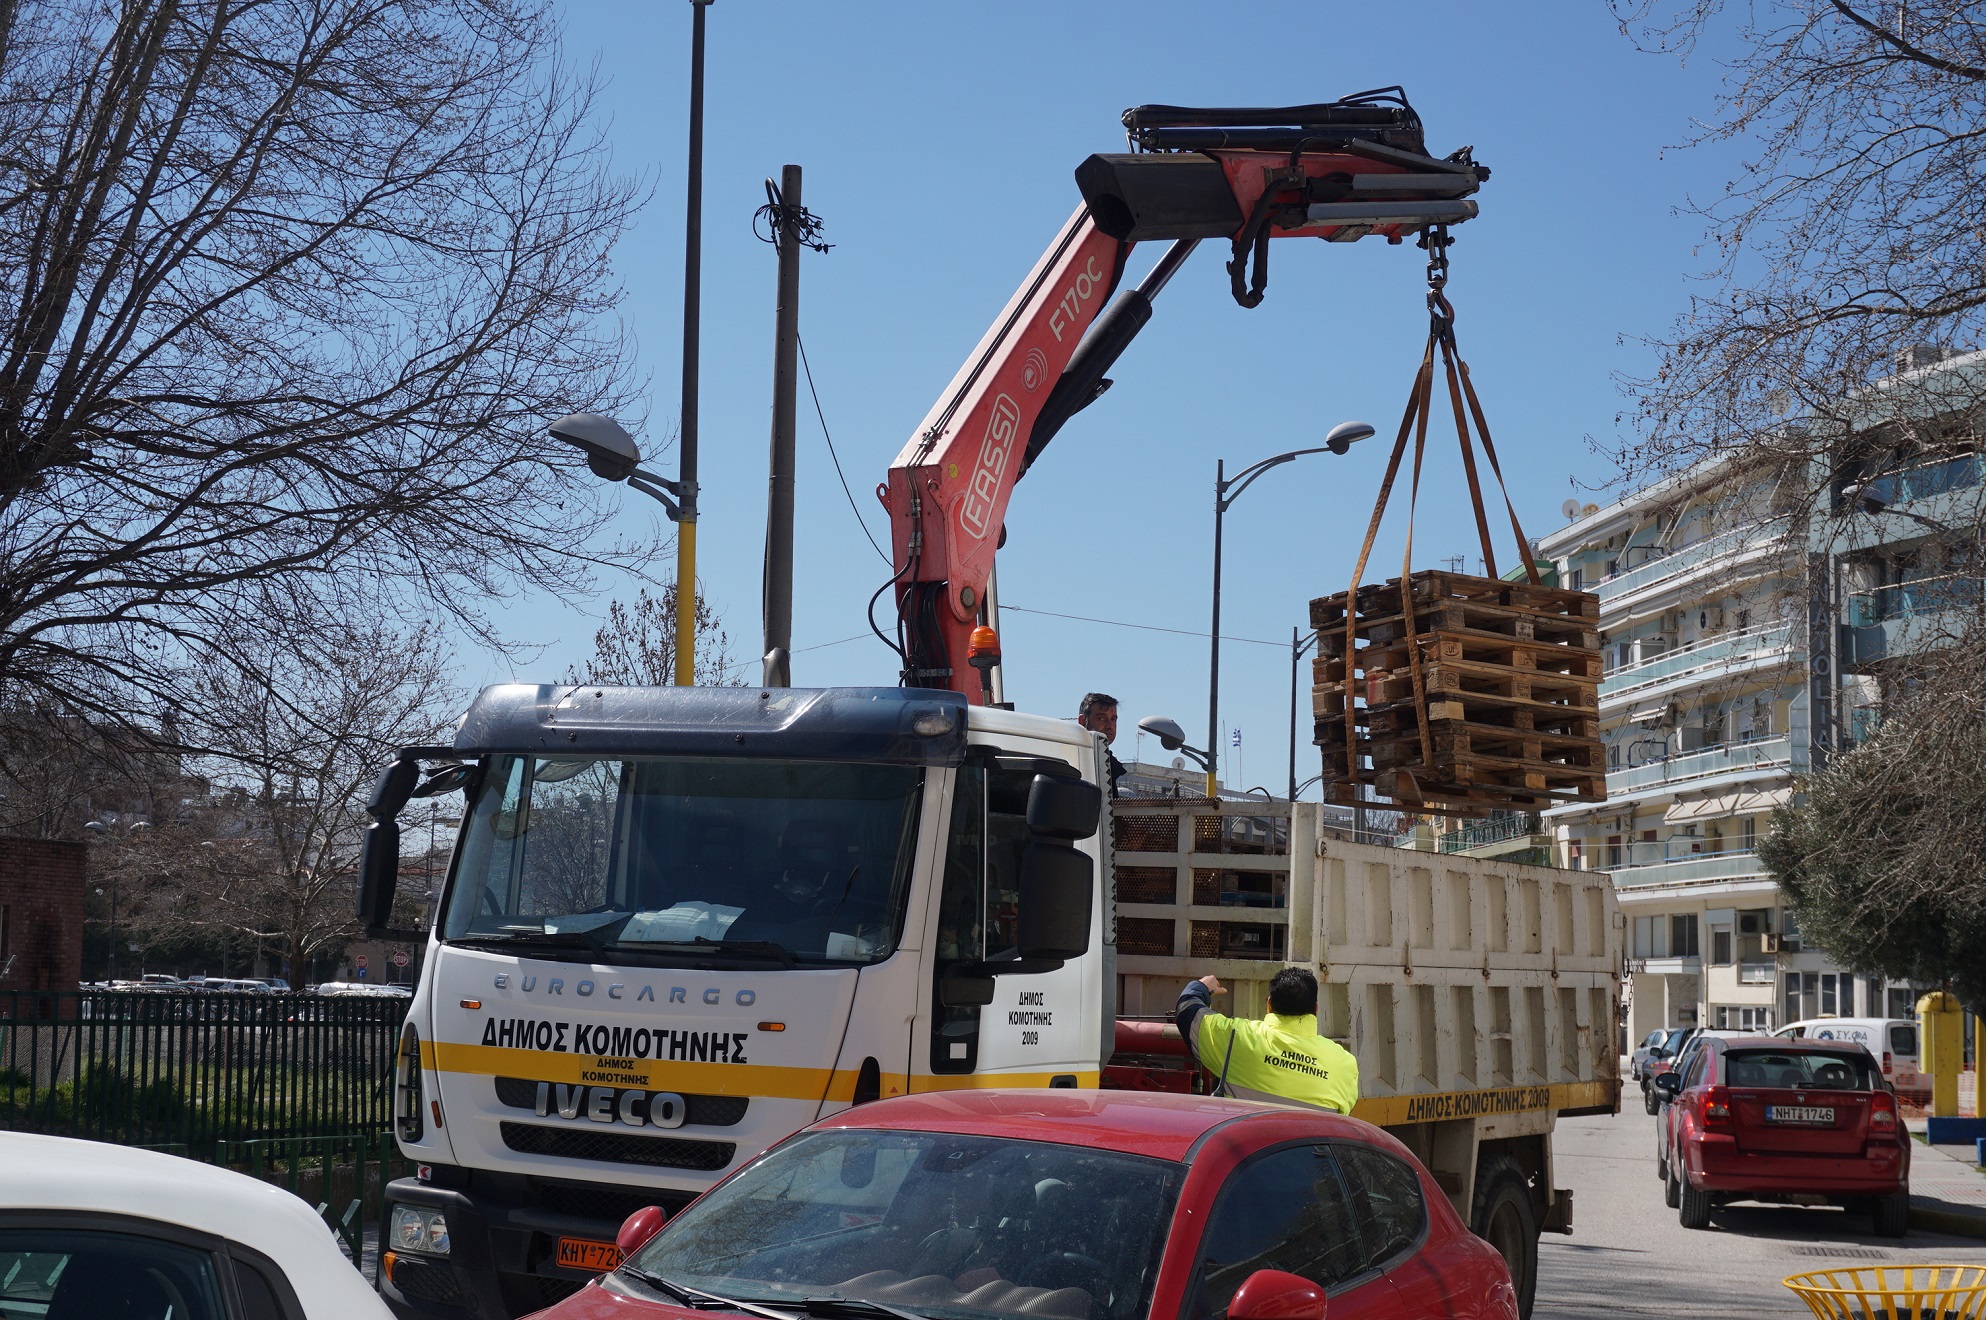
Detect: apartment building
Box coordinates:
(1537, 349, 1986, 1039)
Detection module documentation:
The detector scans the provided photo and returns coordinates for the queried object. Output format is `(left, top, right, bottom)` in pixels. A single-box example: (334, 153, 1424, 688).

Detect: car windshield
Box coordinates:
(442, 756, 924, 965)
(1724, 1050, 1880, 1090)
(626, 1128, 1182, 1320)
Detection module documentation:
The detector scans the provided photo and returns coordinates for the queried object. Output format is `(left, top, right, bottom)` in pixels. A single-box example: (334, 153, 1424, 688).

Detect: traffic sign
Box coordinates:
(392, 951, 410, 968)
(354, 954, 368, 969)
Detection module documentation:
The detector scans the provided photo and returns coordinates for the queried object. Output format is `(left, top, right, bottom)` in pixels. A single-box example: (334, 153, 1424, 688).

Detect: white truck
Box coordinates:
(362, 687, 1619, 1319)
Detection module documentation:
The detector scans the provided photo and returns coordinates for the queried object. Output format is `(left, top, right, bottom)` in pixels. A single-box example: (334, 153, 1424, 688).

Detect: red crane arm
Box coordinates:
(882, 96, 1487, 702)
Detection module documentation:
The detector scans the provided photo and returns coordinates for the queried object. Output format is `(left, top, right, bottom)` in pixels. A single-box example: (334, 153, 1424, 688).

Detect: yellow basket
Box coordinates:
(1784, 1265, 1986, 1319)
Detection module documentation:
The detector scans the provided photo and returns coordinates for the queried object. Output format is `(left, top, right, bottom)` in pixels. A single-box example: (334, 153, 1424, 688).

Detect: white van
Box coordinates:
(1776, 1017, 1922, 1092)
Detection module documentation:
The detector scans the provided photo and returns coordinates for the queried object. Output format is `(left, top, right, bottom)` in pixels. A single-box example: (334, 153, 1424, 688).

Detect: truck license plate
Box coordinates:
(1766, 1105, 1835, 1125)
(557, 1236, 622, 1272)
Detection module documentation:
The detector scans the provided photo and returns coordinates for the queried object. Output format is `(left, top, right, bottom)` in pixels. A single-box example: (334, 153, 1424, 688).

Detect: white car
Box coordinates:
(0, 1132, 392, 1319)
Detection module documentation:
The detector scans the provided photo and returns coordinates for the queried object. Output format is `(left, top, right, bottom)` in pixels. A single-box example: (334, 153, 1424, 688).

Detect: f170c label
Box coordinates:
(481, 1015, 749, 1065)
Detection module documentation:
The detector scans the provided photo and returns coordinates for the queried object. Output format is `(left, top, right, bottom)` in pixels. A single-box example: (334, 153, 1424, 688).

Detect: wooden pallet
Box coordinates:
(1307, 568, 1607, 817)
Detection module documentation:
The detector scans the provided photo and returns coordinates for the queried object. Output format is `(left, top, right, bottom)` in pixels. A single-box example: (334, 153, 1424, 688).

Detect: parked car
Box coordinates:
(510, 1090, 1520, 1320)
(0, 1131, 393, 1318)
(1642, 1028, 1746, 1114)
(1776, 1018, 1923, 1095)
(1652, 1036, 1910, 1234)
(1631, 1027, 1688, 1084)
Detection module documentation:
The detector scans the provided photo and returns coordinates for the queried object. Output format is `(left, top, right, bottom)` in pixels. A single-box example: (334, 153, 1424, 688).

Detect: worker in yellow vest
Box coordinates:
(1176, 967, 1359, 1114)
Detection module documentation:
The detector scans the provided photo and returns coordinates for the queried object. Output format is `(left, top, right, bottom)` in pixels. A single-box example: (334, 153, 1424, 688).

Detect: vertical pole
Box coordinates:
(762, 163, 802, 688)
(1206, 463, 1224, 798)
(673, 0, 712, 687)
(983, 561, 1005, 707)
(1288, 627, 1300, 804)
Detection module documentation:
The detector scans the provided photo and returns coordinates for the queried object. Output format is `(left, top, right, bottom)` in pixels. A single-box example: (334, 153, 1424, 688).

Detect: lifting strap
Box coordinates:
(1338, 229, 1539, 799)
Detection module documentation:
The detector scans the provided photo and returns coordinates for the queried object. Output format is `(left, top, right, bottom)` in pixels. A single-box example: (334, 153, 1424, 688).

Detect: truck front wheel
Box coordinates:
(1471, 1155, 1538, 1320)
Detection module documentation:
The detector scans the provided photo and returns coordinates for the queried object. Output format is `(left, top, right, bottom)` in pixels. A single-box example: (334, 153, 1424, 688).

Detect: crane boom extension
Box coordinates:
(883, 95, 1487, 701)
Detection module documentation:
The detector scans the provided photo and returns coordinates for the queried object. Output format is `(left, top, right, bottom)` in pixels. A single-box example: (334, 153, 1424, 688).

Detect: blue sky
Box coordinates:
(469, 1, 1741, 795)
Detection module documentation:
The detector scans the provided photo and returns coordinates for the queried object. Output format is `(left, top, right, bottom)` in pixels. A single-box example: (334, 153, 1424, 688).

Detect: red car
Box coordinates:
(1652, 1036, 1910, 1234)
(530, 1089, 1517, 1320)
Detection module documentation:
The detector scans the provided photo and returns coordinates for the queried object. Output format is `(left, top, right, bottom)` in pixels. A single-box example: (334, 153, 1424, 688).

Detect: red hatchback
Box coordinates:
(528, 1090, 1517, 1320)
(1653, 1036, 1910, 1234)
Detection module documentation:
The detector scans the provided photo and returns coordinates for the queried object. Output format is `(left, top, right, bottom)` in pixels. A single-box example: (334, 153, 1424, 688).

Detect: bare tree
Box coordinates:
(570, 586, 742, 687)
(1611, 1, 1986, 516)
(0, 0, 652, 736)
(105, 594, 461, 978)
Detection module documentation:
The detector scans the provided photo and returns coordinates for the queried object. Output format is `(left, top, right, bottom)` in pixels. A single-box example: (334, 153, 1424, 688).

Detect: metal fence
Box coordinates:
(0, 991, 403, 1156)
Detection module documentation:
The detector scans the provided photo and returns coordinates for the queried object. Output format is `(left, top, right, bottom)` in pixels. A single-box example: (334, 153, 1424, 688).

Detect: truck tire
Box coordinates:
(1677, 1170, 1713, 1229)
(1472, 1155, 1538, 1320)
(1871, 1190, 1911, 1238)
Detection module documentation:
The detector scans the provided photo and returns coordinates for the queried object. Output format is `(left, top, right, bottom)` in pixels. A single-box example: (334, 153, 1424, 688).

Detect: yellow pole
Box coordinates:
(674, 522, 697, 686)
(1918, 990, 1963, 1119)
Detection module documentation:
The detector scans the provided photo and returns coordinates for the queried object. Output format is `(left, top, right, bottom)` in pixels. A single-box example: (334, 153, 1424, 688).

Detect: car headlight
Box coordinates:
(390, 1205, 450, 1256)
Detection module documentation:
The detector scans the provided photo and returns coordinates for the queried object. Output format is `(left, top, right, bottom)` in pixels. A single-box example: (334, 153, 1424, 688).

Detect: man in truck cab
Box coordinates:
(1076, 692, 1126, 798)
(1176, 968, 1359, 1114)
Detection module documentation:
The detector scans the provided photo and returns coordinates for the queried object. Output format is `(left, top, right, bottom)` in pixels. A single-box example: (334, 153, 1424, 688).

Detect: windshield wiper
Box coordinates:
(615, 1269, 794, 1320)
(622, 937, 796, 967)
(447, 929, 606, 951)
(790, 1295, 934, 1320)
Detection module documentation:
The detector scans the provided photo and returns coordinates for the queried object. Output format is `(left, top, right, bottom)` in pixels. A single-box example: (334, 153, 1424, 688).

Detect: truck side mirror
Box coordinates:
(355, 752, 428, 931)
(1016, 772, 1100, 961)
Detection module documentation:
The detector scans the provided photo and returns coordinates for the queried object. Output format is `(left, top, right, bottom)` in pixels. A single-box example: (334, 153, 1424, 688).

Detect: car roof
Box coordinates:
(809, 1088, 1374, 1163)
(0, 1133, 391, 1316)
(1715, 1035, 1873, 1055)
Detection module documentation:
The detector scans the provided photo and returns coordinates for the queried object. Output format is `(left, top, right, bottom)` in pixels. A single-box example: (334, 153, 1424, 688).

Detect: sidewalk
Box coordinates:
(1906, 1117, 1986, 1238)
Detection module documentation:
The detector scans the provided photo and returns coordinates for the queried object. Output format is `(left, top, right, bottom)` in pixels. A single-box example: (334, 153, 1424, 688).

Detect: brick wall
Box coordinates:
(0, 837, 86, 993)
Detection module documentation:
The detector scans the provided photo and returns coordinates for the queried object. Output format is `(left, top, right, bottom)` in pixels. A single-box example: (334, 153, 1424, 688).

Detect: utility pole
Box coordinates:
(673, 0, 712, 687)
(762, 164, 802, 687)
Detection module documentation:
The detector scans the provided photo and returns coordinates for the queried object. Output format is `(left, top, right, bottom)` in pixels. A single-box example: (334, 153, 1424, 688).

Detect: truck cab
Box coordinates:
(374, 684, 1108, 1318)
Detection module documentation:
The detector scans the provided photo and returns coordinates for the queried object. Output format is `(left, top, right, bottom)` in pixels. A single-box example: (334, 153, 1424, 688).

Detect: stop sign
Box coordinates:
(392, 951, 410, 968)
(354, 954, 368, 970)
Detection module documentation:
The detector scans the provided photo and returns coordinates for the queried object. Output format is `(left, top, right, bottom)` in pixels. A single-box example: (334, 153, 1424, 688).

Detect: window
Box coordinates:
(1335, 1146, 1427, 1268)
(1723, 1049, 1878, 1090)
(1632, 916, 1662, 960)
(1743, 818, 1757, 851)
(1780, 908, 1801, 952)
(929, 762, 1038, 1073)
(1606, 835, 1622, 868)
(1680, 1050, 1709, 1089)
(1188, 1145, 1371, 1318)
(1711, 927, 1733, 966)
(0, 1228, 228, 1320)
(1568, 568, 1585, 591)
(1670, 914, 1700, 958)
(1888, 987, 1917, 1019)
(1890, 1024, 1918, 1056)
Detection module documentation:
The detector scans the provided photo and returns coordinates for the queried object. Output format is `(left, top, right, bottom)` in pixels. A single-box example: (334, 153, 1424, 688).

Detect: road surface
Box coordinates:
(1537, 1110, 1986, 1318)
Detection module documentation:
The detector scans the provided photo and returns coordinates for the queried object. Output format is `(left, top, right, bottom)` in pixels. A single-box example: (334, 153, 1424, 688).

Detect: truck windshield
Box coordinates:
(441, 756, 924, 965)
(623, 1127, 1180, 1320)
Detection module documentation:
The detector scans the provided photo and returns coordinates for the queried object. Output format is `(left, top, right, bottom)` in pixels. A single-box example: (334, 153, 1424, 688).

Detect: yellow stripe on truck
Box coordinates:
(1351, 1079, 1616, 1126)
(424, 1039, 1099, 1104)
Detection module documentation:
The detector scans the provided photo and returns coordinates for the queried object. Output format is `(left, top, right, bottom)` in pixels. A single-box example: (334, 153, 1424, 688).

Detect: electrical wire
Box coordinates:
(797, 330, 889, 565)
(1000, 604, 1284, 648)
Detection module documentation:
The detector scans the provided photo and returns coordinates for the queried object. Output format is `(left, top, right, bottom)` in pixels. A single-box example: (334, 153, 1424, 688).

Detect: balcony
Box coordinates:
(1606, 735, 1795, 798)
(1608, 849, 1773, 888)
(1437, 812, 1542, 854)
(1847, 571, 1983, 625)
(1598, 521, 1795, 602)
(1602, 624, 1796, 703)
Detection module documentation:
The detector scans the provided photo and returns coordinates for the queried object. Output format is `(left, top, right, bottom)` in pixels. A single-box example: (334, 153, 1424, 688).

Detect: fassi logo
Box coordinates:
(958, 393, 1020, 539)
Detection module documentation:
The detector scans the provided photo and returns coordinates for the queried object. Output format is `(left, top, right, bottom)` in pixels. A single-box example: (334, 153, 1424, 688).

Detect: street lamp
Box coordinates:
(1207, 421, 1374, 795)
(1137, 716, 1217, 785)
(1842, 481, 1956, 536)
(83, 818, 147, 981)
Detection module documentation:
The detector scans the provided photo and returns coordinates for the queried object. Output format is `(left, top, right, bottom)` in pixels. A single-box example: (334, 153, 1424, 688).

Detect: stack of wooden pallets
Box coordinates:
(1309, 569, 1607, 815)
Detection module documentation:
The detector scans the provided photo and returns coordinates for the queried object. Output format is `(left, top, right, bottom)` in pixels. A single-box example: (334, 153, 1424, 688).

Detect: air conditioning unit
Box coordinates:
(1760, 933, 1783, 954)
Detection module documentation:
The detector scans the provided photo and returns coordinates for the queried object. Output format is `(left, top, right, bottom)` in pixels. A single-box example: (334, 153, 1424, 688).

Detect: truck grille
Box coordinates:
(390, 1255, 463, 1306)
(534, 1181, 697, 1223)
(492, 1076, 749, 1127)
(500, 1121, 736, 1170)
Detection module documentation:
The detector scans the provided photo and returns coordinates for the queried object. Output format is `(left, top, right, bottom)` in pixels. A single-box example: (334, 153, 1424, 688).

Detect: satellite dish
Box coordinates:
(1561, 498, 1581, 520)
(1170, 756, 1186, 770)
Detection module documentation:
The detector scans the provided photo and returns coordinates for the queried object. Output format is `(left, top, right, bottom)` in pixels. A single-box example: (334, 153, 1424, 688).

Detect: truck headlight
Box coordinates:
(390, 1205, 451, 1256)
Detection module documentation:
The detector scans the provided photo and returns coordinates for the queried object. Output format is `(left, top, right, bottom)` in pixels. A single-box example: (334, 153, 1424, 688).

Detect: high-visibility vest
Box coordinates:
(1191, 1011, 1360, 1115)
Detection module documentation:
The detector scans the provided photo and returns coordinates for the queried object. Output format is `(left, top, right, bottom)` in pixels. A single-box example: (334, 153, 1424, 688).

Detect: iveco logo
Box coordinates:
(493, 973, 757, 1007)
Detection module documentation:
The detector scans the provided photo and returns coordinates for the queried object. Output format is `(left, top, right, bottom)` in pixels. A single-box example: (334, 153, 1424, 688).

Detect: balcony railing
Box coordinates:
(1598, 521, 1795, 599)
(1607, 735, 1794, 795)
(1602, 623, 1796, 699)
(1847, 571, 1984, 625)
(1607, 850, 1772, 888)
(1437, 812, 1542, 853)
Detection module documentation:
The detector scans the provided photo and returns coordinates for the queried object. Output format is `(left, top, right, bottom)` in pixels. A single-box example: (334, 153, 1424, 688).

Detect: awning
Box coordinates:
(1664, 787, 1794, 824)
(1625, 705, 1667, 724)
